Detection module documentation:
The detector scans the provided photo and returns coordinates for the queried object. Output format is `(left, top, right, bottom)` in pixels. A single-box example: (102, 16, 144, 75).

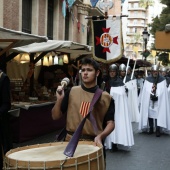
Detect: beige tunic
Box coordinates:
(66, 86, 111, 139)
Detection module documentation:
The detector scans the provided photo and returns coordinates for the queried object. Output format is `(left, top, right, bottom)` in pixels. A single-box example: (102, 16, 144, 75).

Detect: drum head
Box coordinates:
(4, 141, 104, 170)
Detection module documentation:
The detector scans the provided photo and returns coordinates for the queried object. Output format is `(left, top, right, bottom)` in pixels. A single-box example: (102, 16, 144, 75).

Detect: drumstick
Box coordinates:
(61, 77, 70, 88)
(57, 77, 70, 94)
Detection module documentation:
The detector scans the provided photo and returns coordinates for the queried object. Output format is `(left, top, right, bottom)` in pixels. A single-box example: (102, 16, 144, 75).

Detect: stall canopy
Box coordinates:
(0, 26, 48, 56)
(11, 40, 92, 60)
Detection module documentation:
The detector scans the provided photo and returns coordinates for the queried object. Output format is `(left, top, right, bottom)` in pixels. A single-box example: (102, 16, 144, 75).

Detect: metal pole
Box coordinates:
(85, 15, 128, 20)
(144, 39, 147, 61)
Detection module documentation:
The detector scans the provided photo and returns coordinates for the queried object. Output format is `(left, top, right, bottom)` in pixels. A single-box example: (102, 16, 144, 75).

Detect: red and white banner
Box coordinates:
(92, 16, 122, 63)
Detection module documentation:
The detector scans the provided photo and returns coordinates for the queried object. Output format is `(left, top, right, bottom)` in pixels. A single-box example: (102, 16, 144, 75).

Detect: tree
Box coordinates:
(131, 33, 142, 45)
(148, 0, 170, 65)
(139, 0, 154, 27)
(139, 0, 154, 9)
(149, 16, 161, 37)
(158, 53, 169, 66)
(150, 0, 170, 36)
(161, 0, 170, 6)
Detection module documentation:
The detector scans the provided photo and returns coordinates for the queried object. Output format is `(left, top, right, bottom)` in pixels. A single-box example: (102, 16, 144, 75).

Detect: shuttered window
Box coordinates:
(22, 0, 32, 33)
(65, 9, 69, 40)
(47, 0, 54, 40)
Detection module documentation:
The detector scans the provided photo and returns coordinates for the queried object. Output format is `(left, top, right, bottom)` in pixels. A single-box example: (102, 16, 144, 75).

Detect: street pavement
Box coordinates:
(12, 123, 170, 170)
(105, 123, 170, 170)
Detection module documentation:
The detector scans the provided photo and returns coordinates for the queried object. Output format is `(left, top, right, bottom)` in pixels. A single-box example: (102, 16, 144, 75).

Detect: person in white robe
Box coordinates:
(160, 67, 170, 87)
(104, 64, 134, 151)
(120, 64, 139, 122)
(138, 64, 170, 137)
(136, 71, 145, 111)
(125, 66, 140, 123)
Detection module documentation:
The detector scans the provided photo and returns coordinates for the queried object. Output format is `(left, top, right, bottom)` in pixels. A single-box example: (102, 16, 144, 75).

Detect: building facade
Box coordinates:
(0, 0, 105, 45)
(122, 0, 164, 60)
(123, 0, 148, 59)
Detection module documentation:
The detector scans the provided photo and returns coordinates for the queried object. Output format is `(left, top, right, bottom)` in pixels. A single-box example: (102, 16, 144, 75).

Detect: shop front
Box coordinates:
(7, 40, 92, 142)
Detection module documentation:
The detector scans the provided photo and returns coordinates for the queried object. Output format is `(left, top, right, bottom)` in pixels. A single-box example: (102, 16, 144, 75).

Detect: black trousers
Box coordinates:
(148, 118, 160, 131)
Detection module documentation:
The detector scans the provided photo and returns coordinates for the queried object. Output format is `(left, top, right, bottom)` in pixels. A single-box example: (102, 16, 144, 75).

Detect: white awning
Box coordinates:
(11, 40, 92, 60)
(0, 27, 48, 56)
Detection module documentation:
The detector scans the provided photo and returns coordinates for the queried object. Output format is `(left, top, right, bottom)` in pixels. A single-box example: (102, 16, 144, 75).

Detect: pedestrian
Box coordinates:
(104, 64, 134, 151)
(160, 67, 170, 87)
(119, 63, 131, 83)
(138, 64, 170, 137)
(125, 65, 140, 123)
(136, 71, 144, 96)
(0, 69, 12, 169)
(127, 66, 136, 80)
(51, 58, 115, 161)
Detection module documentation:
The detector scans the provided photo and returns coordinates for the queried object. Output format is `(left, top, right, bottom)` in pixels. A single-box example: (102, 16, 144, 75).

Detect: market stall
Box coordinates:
(10, 102, 65, 143)
(7, 40, 92, 142)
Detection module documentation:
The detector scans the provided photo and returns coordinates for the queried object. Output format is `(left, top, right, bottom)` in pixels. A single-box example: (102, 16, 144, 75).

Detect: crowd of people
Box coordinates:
(52, 58, 170, 169)
(1, 57, 170, 169)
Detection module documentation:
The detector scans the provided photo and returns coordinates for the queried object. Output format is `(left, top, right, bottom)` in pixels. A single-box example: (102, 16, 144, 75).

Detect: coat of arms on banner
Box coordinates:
(92, 17, 123, 63)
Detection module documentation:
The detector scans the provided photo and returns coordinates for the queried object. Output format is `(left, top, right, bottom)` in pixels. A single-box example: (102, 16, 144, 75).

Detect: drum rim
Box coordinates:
(4, 141, 104, 169)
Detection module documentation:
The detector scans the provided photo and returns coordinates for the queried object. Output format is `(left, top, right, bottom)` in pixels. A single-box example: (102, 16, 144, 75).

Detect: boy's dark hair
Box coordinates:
(80, 58, 100, 71)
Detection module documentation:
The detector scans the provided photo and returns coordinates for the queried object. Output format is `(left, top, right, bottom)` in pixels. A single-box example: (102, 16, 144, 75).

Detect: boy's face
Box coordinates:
(81, 64, 99, 86)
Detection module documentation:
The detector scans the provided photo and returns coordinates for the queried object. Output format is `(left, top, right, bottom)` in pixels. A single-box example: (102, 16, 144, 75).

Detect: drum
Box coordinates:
(4, 141, 105, 170)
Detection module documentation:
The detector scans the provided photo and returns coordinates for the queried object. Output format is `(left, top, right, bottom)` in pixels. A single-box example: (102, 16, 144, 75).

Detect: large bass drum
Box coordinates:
(4, 141, 105, 170)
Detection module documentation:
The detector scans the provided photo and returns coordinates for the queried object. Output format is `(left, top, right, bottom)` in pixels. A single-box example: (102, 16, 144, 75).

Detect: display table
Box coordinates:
(10, 102, 65, 143)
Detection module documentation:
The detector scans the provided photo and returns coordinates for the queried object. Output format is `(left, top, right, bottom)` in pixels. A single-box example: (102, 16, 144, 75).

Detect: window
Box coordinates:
(22, 0, 32, 33)
(65, 9, 69, 40)
(133, 20, 137, 25)
(134, 3, 138, 8)
(47, 0, 54, 40)
(133, 11, 138, 17)
(132, 28, 136, 33)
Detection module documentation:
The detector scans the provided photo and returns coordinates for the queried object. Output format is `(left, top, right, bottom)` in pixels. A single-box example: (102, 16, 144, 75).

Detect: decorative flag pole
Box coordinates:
(99, 0, 113, 18)
(123, 56, 130, 84)
(131, 59, 137, 80)
(85, 0, 128, 64)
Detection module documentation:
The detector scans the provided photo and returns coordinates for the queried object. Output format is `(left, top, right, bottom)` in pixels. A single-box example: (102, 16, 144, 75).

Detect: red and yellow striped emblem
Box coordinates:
(80, 101, 90, 117)
(100, 33, 112, 48)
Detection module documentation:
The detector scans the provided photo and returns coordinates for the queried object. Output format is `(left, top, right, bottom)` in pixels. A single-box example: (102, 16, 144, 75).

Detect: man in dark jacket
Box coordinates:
(0, 69, 12, 169)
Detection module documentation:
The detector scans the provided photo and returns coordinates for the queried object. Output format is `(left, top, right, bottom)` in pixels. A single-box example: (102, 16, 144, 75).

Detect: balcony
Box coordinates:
(128, 15, 147, 19)
(126, 32, 136, 35)
(127, 23, 146, 28)
(128, 0, 140, 2)
(128, 7, 146, 11)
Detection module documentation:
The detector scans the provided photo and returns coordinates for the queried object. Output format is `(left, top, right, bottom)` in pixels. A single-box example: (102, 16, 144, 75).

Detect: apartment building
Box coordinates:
(122, 0, 165, 60)
(123, 0, 148, 59)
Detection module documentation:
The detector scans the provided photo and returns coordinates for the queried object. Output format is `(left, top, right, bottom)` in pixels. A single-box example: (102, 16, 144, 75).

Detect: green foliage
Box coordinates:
(158, 53, 170, 66)
(150, 5, 170, 37)
(139, 0, 154, 8)
(161, 0, 170, 6)
(131, 33, 142, 45)
(149, 16, 161, 36)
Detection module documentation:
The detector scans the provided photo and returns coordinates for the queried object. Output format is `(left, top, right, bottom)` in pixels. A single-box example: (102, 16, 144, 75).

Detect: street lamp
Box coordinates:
(142, 27, 150, 61)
